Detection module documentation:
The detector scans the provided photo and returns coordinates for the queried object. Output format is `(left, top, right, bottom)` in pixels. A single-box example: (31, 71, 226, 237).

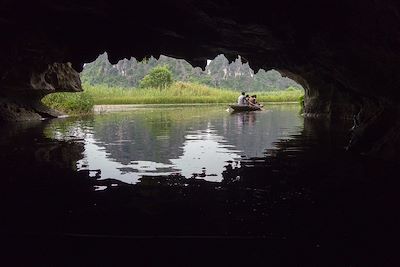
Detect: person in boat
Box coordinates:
(237, 92, 247, 105)
(249, 95, 263, 108)
(245, 94, 250, 105)
(248, 95, 256, 105)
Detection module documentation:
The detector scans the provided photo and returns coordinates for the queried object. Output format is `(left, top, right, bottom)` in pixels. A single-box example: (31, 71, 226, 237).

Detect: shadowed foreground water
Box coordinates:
(0, 105, 398, 266)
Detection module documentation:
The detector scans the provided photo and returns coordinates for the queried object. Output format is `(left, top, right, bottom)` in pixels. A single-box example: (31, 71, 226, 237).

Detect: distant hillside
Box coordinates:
(81, 53, 302, 91)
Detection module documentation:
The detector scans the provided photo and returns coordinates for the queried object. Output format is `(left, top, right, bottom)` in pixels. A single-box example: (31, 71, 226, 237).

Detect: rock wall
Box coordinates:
(0, 62, 82, 121)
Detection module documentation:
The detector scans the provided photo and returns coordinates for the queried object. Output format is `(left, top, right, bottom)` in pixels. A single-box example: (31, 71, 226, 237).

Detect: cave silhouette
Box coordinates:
(1, 1, 400, 266)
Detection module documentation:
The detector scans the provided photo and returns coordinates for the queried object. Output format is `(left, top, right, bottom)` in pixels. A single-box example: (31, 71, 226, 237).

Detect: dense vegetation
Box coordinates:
(139, 65, 173, 89)
(42, 91, 94, 114)
(42, 82, 303, 111)
(81, 53, 302, 92)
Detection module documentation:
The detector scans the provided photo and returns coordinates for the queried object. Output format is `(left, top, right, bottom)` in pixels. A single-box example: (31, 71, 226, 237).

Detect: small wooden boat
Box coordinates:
(229, 104, 262, 112)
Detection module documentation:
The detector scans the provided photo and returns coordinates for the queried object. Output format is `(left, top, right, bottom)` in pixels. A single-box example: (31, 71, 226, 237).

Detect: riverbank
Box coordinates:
(92, 102, 299, 113)
(85, 82, 303, 104)
(42, 81, 304, 114)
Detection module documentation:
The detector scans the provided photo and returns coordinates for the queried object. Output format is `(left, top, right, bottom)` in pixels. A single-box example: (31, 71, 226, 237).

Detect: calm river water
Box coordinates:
(3, 103, 398, 266)
(45, 104, 303, 184)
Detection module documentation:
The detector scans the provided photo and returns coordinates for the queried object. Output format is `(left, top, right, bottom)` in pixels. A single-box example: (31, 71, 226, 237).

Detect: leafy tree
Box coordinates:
(139, 65, 173, 89)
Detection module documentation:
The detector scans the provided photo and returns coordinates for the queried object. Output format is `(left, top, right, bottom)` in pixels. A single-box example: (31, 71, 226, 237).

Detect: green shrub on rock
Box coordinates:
(139, 65, 173, 90)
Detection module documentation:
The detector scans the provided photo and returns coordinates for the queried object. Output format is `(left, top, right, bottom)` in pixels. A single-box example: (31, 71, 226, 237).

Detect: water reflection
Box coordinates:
(170, 128, 242, 180)
(45, 104, 303, 183)
(2, 110, 397, 265)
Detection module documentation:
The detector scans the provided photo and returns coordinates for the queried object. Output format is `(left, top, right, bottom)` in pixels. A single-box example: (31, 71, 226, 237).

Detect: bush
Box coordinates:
(42, 91, 94, 114)
(139, 65, 173, 89)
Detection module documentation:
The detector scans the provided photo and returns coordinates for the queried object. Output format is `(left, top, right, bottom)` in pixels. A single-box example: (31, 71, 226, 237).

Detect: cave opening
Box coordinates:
(38, 51, 306, 184)
(1, 0, 400, 265)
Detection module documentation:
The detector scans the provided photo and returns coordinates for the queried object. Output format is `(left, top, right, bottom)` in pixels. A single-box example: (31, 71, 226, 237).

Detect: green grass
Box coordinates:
(84, 81, 303, 105)
(41, 90, 94, 114)
(41, 81, 304, 114)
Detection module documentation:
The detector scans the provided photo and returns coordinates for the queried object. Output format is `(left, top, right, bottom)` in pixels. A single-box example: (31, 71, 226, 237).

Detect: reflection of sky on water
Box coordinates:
(170, 128, 242, 181)
(78, 127, 242, 183)
(78, 135, 176, 184)
(48, 105, 303, 184)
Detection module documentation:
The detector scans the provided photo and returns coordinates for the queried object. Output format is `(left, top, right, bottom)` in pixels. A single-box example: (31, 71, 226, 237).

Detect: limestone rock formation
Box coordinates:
(81, 52, 301, 90)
